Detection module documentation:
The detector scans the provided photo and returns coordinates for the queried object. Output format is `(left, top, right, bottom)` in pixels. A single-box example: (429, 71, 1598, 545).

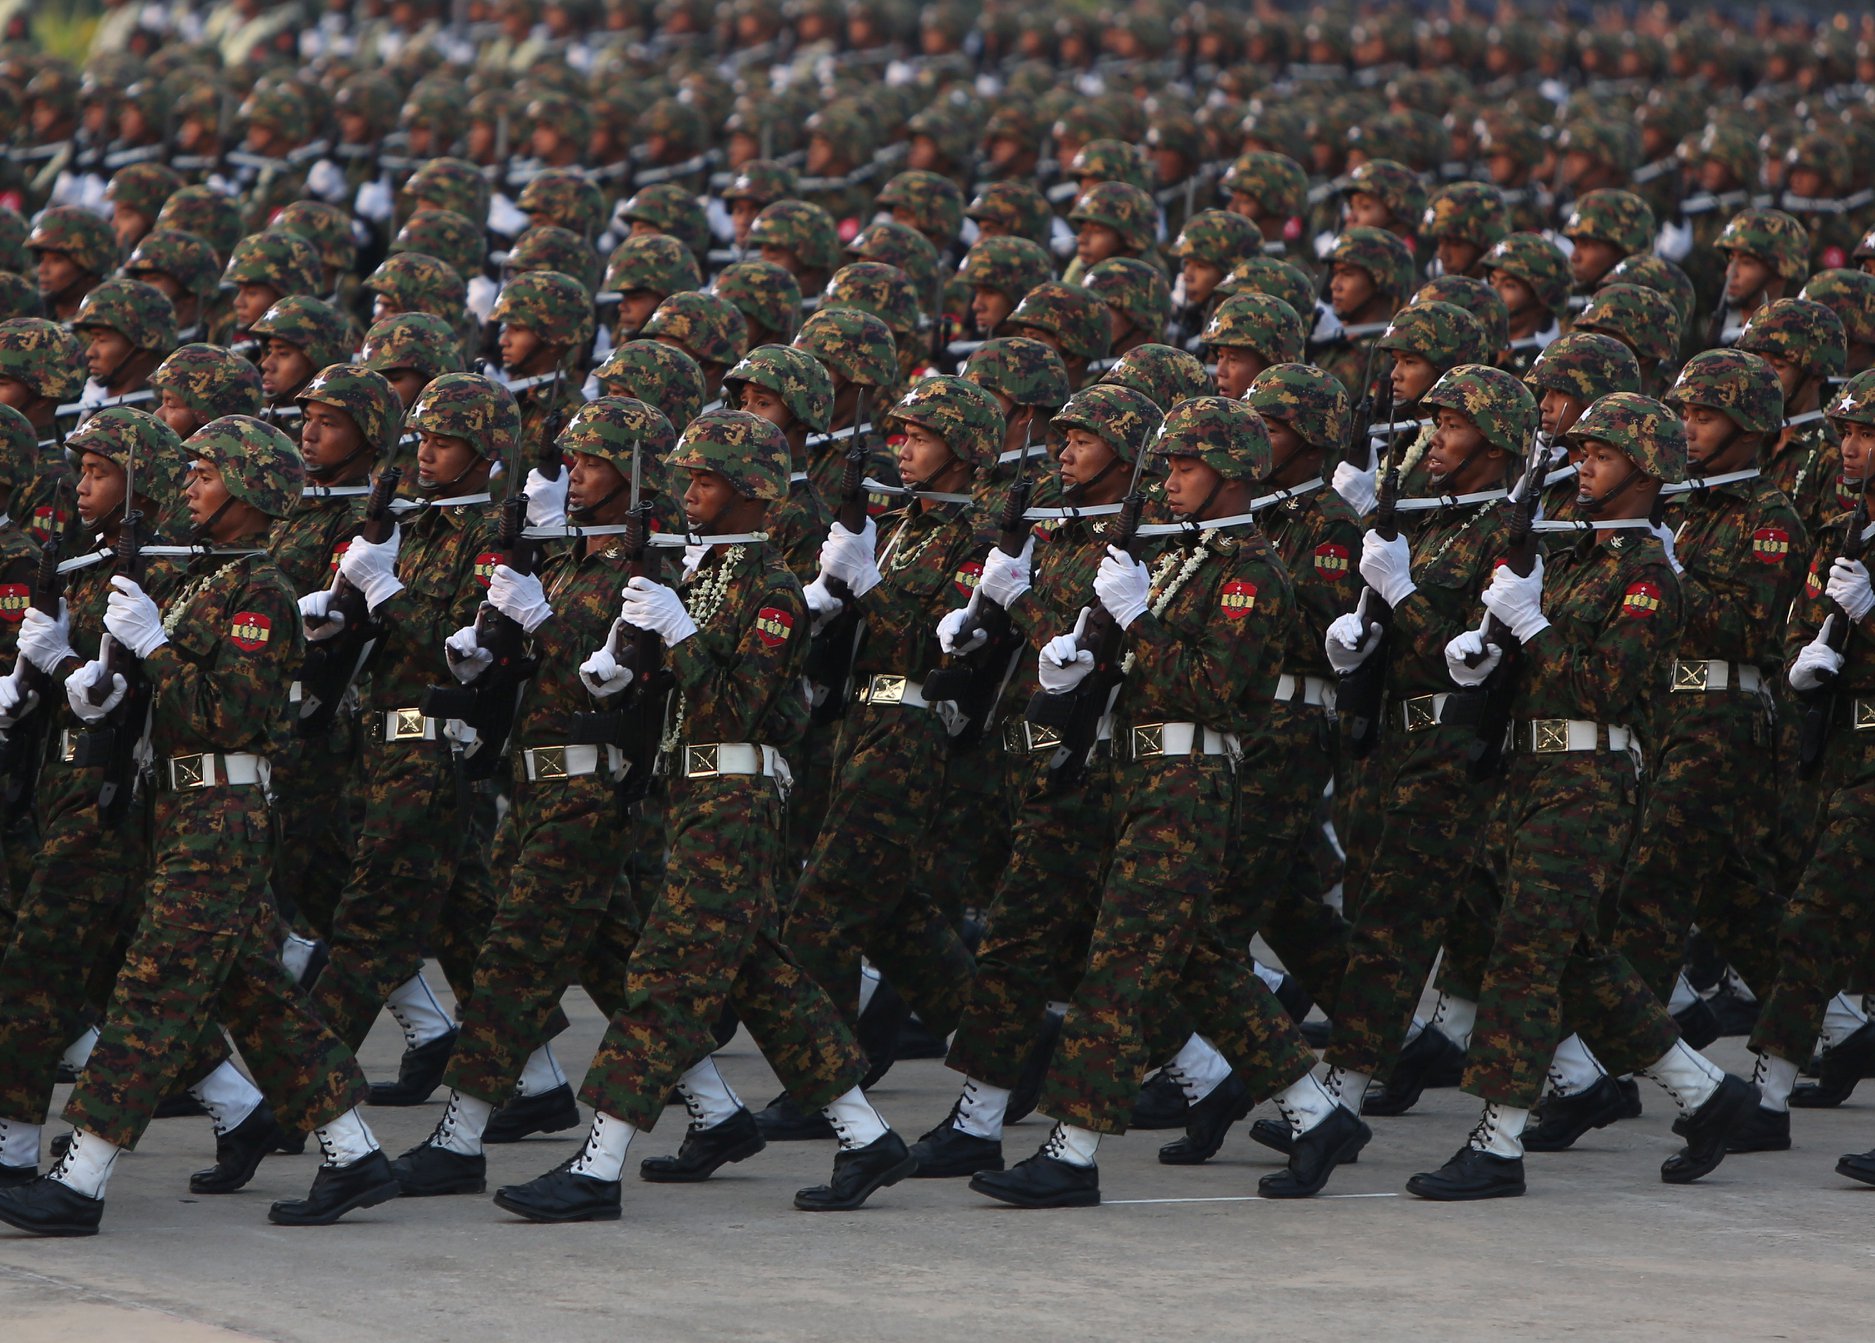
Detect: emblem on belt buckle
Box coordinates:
(869, 675, 906, 705)
(533, 747, 568, 779)
(1532, 720, 1569, 753)
(1404, 697, 1437, 731)
(1131, 723, 1164, 758)
(170, 755, 207, 788)
(391, 708, 426, 740)
(1672, 661, 1708, 692)
(1855, 700, 1875, 731)
(685, 744, 720, 777)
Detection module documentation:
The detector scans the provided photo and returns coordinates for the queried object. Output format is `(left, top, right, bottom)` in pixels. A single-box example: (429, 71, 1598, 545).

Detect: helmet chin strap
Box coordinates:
(1061, 453, 1121, 503)
(190, 492, 237, 543)
(306, 439, 374, 482)
(1687, 421, 1741, 477)
(569, 476, 629, 522)
(1580, 461, 1643, 515)
(418, 456, 482, 494)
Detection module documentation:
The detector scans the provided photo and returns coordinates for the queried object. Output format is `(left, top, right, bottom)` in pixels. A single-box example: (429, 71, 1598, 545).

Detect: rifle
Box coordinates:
(1796, 488, 1872, 779)
(297, 466, 404, 736)
(803, 390, 873, 723)
(0, 486, 78, 819)
(1337, 376, 1401, 760)
(1023, 433, 1154, 792)
(74, 451, 152, 828)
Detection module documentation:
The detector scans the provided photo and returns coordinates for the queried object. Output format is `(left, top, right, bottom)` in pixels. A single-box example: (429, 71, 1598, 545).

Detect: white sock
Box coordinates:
(1821, 991, 1869, 1049)
(1467, 1102, 1529, 1159)
(1276, 1072, 1341, 1135)
(49, 1129, 119, 1199)
(1752, 1052, 1801, 1113)
(1403, 1015, 1427, 1046)
(313, 1108, 380, 1167)
(676, 1056, 744, 1130)
(858, 962, 881, 1015)
(1043, 1121, 1100, 1167)
(951, 1077, 1011, 1140)
(1324, 1066, 1371, 1114)
(1251, 960, 1286, 993)
(385, 972, 453, 1048)
(429, 1091, 494, 1156)
(59, 1025, 99, 1074)
(822, 1087, 889, 1151)
(1667, 973, 1699, 1014)
(189, 1059, 263, 1135)
(1546, 1033, 1608, 1098)
(1431, 994, 1477, 1050)
(516, 1043, 567, 1098)
(570, 1111, 636, 1181)
(281, 933, 320, 982)
(0, 1116, 41, 1168)
(1641, 1040, 1725, 1115)
(1165, 1033, 1231, 1104)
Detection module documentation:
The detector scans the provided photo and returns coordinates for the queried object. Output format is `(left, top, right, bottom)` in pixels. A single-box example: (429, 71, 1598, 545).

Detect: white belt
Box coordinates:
(681, 741, 784, 778)
(1671, 659, 1763, 695)
(1514, 719, 1633, 754)
(855, 674, 929, 708)
(167, 752, 269, 789)
(1001, 714, 1116, 753)
(521, 744, 624, 781)
(1397, 692, 1451, 732)
(1275, 674, 1336, 708)
(1127, 721, 1238, 760)
(377, 708, 438, 742)
(289, 680, 303, 705)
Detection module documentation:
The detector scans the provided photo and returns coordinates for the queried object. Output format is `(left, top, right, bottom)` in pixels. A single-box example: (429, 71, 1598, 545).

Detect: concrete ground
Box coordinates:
(3, 983, 1874, 1343)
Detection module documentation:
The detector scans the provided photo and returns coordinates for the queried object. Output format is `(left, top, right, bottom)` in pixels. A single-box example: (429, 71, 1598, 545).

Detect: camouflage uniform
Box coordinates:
(1318, 227, 1416, 400)
(489, 271, 593, 462)
(0, 319, 86, 543)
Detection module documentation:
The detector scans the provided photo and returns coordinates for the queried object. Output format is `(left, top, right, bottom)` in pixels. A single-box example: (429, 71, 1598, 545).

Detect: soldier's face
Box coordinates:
(1426, 408, 1489, 484)
(729, 199, 762, 245)
(1485, 152, 1521, 186)
(737, 383, 791, 431)
(384, 368, 429, 407)
(1539, 388, 1589, 445)
(1075, 222, 1124, 268)
(185, 460, 243, 537)
(682, 468, 741, 529)
(157, 390, 204, 437)
(1328, 263, 1377, 319)
(497, 324, 547, 374)
(234, 282, 282, 328)
(1488, 271, 1536, 321)
(83, 328, 135, 383)
(134, 268, 184, 305)
(907, 137, 941, 173)
(1724, 255, 1773, 305)
(806, 136, 838, 177)
(896, 423, 958, 488)
(1389, 352, 1438, 405)
(1059, 427, 1119, 498)
(110, 202, 152, 252)
(1680, 405, 1742, 467)
(1761, 353, 1803, 403)
(1839, 422, 1875, 489)
(416, 431, 480, 490)
(1163, 454, 1224, 517)
(1434, 238, 1482, 279)
(616, 290, 663, 342)
(300, 402, 366, 475)
(0, 376, 31, 410)
(1569, 238, 1622, 288)
(1182, 260, 1225, 308)
(987, 136, 1025, 173)
(1343, 191, 1391, 231)
(760, 245, 801, 277)
(569, 452, 629, 521)
(35, 250, 83, 299)
(260, 339, 316, 398)
(1213, 346, 1265, 401)
(971, 287, 1014, 337)
(76, 452, 126, 525)
(1225, 190, 1262, 221)
(1576, 439, 1643, 507)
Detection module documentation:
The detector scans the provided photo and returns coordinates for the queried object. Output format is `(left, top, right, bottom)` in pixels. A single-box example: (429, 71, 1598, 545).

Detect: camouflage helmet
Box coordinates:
(1560, 189, 1655, 257)
(846, 219, 939, 295)
(1151, 395, 1272, 484)
(1336, 159, 1428, 228)
(507, 225, 600, 292)
(406, 372, 521, 461)
(361, 312, 467, 383)
(1203, 292, 1306, 364)
(603, 233, 702, 297)
(1216, 256, 1316, 325)
(960, 337, 1071, 409)
(1084, 258, 1172, 339)
(643, 291, 748, 369)
(549, 396, 675, 504)
(1665, 349, 1784, 436)
(0, 401, 35, 498)
(517, 168, 606, 240)
(150, 343, 263, 422)
(1554, 118, 1639, 175)
(712, 261, 801, 341)
(1067, 181, 1158, 254)
(153, 187, 243, 265)
(1690, 121, 1761, 188)
(185, 415, 305, 519)
(1526, 331, 1641, 402)
(334, 70, 401, 137)
(1375, 300, 1488, 369)
(1098, 344, 1212, 411)
(1715, 209, 1811, 284)
(27, 206, 117, 278)
(1784, 129, 1852, 195)
(103, 161, 185, 220)
(490, 269, 595, 354)
(957, 236, 1055, 309)
(748, 200, 843, 274)
(875, 170, 966, 247)
(1480, 232, 1571, 316)
(364, 252, 467, 318)
(60, 406, 186, 505)
(1565, 392, 1688, 484)
(822, 262, 921, 341)
(1326, 227, 1416, 304)
(71, 277, 177, 352)
(1220, 152, 1308, 218)
(1575, 284, 1683, 367)
(1246, 364, 1351, 452)
(1421, 181, 1508, 251)
(1068, 139, 1152, 194)
(250, 295, 351, 372)
(793, 307, 897, 388)
(223, 230, 322, 298)
(907, 103, 974, 169)
(723, 343, 833, 434)
(1736, 298, 1847, 382)
(1799, 269, 1875, 348)
(1051, 383, 1164, 464)
(269, 201, 356, 279)
(621, 183, 711, 264)
(1421, 364, 1538, 456)
(0, 274, 41, 321)
(405, 158, 491, 229)
(887, 376, 1005, 466)
(297, 363, 402, 457)
(1825, 369, 1875, 430)
(666, 409, 790, 502)
(239, 83, 307, 143)
(1414, 276, 1509, 354)
(593, 340, 706, 427)
(1004, 282, 1112, 364)
(392, 208, 486, 284)
(965, 180, 1052, 246)
(1603, 253, 1697, 332)
(720, 160, 799, 209)
(0, 318, 85, 400)
(1168, 210, 1261, 271)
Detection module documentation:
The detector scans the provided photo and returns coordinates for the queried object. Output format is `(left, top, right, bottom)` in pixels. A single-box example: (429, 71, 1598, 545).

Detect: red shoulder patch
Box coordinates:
(1220, 579, 1257, 620)
(1750, 527, 1790, 564)
(474, 551, 503, 588)
(754, 606, 794, 648)
(1806, 566, 1825, 598)
(1313, 542, 1350, 581)
(229, 611, 273, 651)
(953, 559, 983, 597)
(0, 583, 27, 622)
(1620, 581, 1662, 619)
(329, 539, 350, 573)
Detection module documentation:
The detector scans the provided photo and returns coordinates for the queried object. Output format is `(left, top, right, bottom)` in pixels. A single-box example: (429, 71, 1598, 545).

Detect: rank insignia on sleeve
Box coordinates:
(1620, 581, 1661, 618)
(1750, 528, 1789, 564)
(953, 559, 983, 597)
(229, 611, 273, 651)
(1313, 542, 1350, 580)
(1806, 567, 1824, 598)
(1220, 579, 1257, 619)
(0, 583, 26, 622)
(754, 606, 794, 648)
(474, 551, 503, 588)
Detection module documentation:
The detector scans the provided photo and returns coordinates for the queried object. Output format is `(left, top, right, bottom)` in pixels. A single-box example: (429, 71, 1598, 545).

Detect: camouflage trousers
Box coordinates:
(785, 703, 976, 1038)
(64, 786, 368, 1150)
(580, 775, 865, 1132)
(1748, 734, 1875, 1064)
(783, 715, 838, 878)
(916, 739, 1011, 930)
(1332, 726, 1389, 924)
(269, 715, 360, 936)
(1465, 754, 1679, 1109)
(1037, 755, 1317, 1134)
(943, 743, 1111, 1090)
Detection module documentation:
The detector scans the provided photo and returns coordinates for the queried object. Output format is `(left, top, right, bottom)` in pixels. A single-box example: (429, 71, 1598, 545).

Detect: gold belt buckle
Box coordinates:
(389, 708, 427, 741)
(1530, 719, 1570, 753)
(1855, 699, 1875, 731)
(685, 744, 720, 777)
(1671, 660, 1709, 693)
(868, 674, 906, 705)
(60, 730, 77, 764)
(169, 753, 208, 788)
(1130, 723, 1164, 759)
(1403, 696, 1438, 732)
(532, 746, 568, 780)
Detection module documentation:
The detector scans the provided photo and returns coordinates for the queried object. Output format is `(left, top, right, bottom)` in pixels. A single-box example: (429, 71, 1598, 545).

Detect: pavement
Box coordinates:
(4, 982, 1874, 1343)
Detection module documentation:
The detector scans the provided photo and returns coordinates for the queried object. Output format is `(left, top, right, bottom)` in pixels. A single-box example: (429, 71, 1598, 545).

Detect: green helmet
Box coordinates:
(1246, 363, 1351, 452)
(1665, 349, 1784, 436)
(250, 296, 351, 372)
(957, 236, 1055, 310)
(1084, 258, 1172, 340)
(1691, 122, 1761, 189)
(1825, 369, 1875, 430)
(151, 343, 263, 422)
(1215, 256, 1317, 327)
(1736, 298, 1846, 383)
(1565, 392, 1687, 484)
(1068, 139, 1152, 194)
(593, 336, 706, 427)
(0, 274, 41, 321)
(1575, 284, 1683, 367)
(1169, 210, 1263, 271)
(1067, 181, 1158, 253)
(1202, 292, 1305, 364)
(1326, 227, 1416, 305)
(1098, 344, 1212, 411)
(886, 376, 1005, 466)
(392, 209, 486, 285)
(298, 363, 402, 457)
(558, 397, 677, 483)
(1376, 300, 1488, 369)
(907, 103, 974, 169)
(507, 225, 600, 292)
(1480, 232, 1571, 317)
(1715, 209, 1811, 284)
(1151, 395, 1272, 484)
(270, 201, 356, 278)
(1799, 269, 1875, 348)
(104, 161, 185, 220)
(239, 83, 307, 144)
(723, 343, 833, 434)
(365, 251, 467, 319)
(793, 307, 897, 388)
(1421, 364, 1538, 456)
(1051, 383, 1164, 464)
(27, 206, 117, 278)
(748, 200, 843, 274)
(490, 269, 595, 355)
(361, 312, 466, 383)
(0, 318, 84, 401)
(1421, 181, 1508, 251)
(1526, 331, 1641, 402)
(153, 187, 243, 265)
(713, 261, 801, 342)
(666, 409, 789, 501)
(61, 406, 186, 506)
(822, 262, 921, 342)
(1004, 282, 1112, 364)
(1336, 159, 1428, 229)
(721, 160, 799, 209)
(1219, 152, 1308, 218)
(517, 168, 607, 241)
(1561, 188, 1655, 255)
(71, 277, 177, 352)
(407, 372, 521, 461)
(335, 70, 402, 138)
(603, 233, 702, 298)
(875, 170, 966, 248)
(404, 158, 491, 228)
(642, 290, 748, 369)
(846, 220, 939, 296)
(1602, 253, 1697, 333)
(620, 183, 711, 264)
(965, 180, 1052, 247)
(186, 415, 305, 519)
(960, 337, 1071, 409)
(1554, 118, 1639, 175)
(223, 230, 322, 298)
(1414, 276, 1509, 354)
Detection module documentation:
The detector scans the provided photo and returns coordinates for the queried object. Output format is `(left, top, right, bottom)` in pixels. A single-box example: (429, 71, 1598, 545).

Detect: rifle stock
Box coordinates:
(803, 393, 873, 722)
(1337, 378, 1400, 759)
(1796, 494, 1871, 778)
(297, 466, 403, 736)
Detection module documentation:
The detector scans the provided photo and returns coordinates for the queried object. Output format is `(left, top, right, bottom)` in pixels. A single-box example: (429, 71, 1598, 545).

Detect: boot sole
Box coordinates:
(267, 1177, 401, 1226)
(907, 1156, 1004, 1179)
(639, 1134, 767, 1183)
(1835, 1157, 1875, 1187)
(491, 1188, 623, 1223)
(1404, 1176, 1525, 1201)
(1257, 1123, 1371, 1199)
(794, 1154, 919, 1211)
(394, 1175, 488, 1197)
(0, 1201, 99, 1237)
(1789, 1083, 1856, 1109)
(1660, 1084, 1759, 1185)
(483, 1111, 583, 1144)
(968, 1175, 1100, 1209)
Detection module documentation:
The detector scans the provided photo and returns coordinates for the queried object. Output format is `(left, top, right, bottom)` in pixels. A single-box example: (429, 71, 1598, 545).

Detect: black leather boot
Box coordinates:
(1660, 1074, 1757, 1184)
(1406, 1146, 1526, 1201)
(267, 1150, 401, 1226)
(794, 1131, 917, 1210)
(366, 1028, 458, 1107)
(484, 1083, 582, 1143)
(494, 1161, 622, 1223)
(1157, 1073, 1250, 1165)
(190, 1107, 285, 1194)
(640, 1109, 766, 1183)
(1521, 1075, 1626, 1153)
(1257, 1106, 1370, 1198)
(0, 1177, 103, 1235)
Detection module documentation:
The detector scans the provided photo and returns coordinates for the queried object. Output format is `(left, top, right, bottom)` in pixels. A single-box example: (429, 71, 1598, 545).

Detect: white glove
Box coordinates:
(0, 663, 37, 730)
(1358, 531, 1415, 608)
(978, 539, 1032, 608)
(1332, 460, 1377, 514)
(104, 577, 168, 659)
(578, 638, 633, 698)
(1649, 522, 1683, 576)
(1324, 610, 1381, 674)
(1482, 555, 1550, 642)
(489, 564, 552, 633)
(682, 541, 709, 579)
(1789, 617, 1845, 692)
(305, 158, 345, 202)
(1445, 628, 1504, 688)
(354, 177, 394, 222)
(337, 525, 404, 610)
(523, 467, 569, 529)
(1037, 609, 1096, 694)
(1310, 301, 1344, 345)
(819, 519, 881, 597)
(64, 658, 124, 723)
(1827, 558, 1875, 624)
(18, 601, 74, 675)
(803, 574, 845, 633)
(1094, 546, 1152, 629)
(936, 603, 989, 656)
(619, 576, 698, 645)
(444, 624, 493, 683)
(298, 586, 347, 642)
(1656, 218, 1693, 262)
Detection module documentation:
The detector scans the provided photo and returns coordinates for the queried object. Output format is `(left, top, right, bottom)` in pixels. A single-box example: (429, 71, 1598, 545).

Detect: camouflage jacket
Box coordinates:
(1765, 419, 1856, 542)
(854, 500, 984, 682)
(1665, 474, 1806, 673)
(515, 379, 586, 469)
(767, 472, 832, 586)
(1786, 507, 1875, 693)
(267, 486, 370, 596)
(668, 541, 810, 754)
(15, 445, 73, 545)
(1003, 509, 1123, 700)
(516, 535, 631, 748)
(1388, 500, 1513, 699)
(367, 498, 499, 712)
(0, 519, 37, 670)
(1266, 482, 1361, 683)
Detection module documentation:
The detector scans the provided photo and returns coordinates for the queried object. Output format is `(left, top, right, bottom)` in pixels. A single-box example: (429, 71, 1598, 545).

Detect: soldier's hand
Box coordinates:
(1094, 546, 1151, 629)
(445, 624, 494, 683)
(803, 575, 845, 632)
(936, 604, 989, 656)
(620, 576, 698, 646)
(1790, 617, 1845, 692)
(1038, 613, 1096, 694)
(1358, 531, 1416, 607)
(1444, 628, 1503, 687)
(63, 658, 125, 723)
(1482, 555, 1549, 642)
(1324, 611, 1381, 673)
(1332, 460, 1378, 514)
(18, 600, 75, 675)
(104, 577, 168, 659)
(978, 539, 1032, 608)
(820, 519, 882, 596)
(0, 664, 37, 729)
(489, 564, 553, 632)
(579, 643, 633, 698)
(1827, 558, 1874, 623)
(523, 468, 570, 529)
(298, 587, 346, 641)
(339, 526, 405, 610)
